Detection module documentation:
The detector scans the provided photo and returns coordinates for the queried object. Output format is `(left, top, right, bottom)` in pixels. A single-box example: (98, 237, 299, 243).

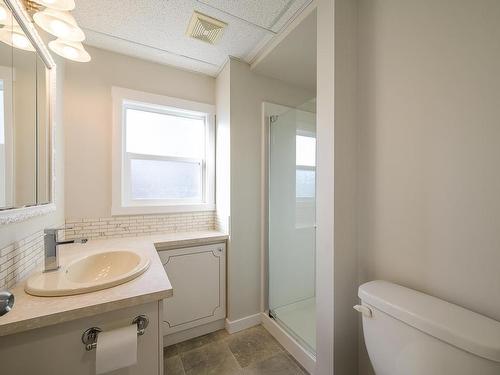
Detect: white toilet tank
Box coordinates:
(356, 281, 500, 375)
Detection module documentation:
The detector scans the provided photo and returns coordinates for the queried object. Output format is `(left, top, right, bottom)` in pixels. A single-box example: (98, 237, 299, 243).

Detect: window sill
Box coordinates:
(111, 203, 216, 216)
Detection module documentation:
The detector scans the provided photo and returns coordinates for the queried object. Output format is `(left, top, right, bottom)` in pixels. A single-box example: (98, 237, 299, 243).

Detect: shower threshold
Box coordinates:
(271, 297, 316, 354)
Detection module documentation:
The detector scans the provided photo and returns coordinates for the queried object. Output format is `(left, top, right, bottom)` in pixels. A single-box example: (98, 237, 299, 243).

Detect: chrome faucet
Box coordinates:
(44, 227, 88, 272)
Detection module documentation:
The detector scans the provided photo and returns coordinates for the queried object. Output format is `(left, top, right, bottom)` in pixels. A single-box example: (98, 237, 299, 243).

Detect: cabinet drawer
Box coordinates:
(159, 243, 226, 335)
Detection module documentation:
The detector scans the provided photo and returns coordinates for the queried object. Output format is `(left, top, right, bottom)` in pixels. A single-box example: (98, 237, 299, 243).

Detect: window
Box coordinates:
(295, 134, 316, 199)
(112, 87, 215, 215)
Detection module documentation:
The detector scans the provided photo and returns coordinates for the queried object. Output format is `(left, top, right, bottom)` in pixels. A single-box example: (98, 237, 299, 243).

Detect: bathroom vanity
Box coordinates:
(0, 235, 172, 374)
(0, 231, 227, 374)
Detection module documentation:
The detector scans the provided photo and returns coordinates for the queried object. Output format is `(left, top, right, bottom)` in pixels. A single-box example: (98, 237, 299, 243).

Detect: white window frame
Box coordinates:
(112, 87, 215, 215)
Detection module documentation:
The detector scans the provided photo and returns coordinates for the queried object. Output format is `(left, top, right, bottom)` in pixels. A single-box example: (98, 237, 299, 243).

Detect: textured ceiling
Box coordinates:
(73, 0, 311, 76)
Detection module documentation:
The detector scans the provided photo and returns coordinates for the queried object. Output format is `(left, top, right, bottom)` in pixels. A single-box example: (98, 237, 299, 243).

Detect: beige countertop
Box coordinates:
(0, 230, 228, 337)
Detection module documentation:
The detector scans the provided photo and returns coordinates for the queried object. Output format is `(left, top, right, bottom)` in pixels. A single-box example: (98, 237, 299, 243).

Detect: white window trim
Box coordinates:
(112, 87, 215, 215)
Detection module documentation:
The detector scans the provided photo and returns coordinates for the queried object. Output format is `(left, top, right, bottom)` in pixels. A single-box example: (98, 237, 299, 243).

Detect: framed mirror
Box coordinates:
(0, 0, 56, 224)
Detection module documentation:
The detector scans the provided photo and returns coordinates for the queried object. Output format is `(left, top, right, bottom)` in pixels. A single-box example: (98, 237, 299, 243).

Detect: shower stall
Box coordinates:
(266, 103, 316, 358)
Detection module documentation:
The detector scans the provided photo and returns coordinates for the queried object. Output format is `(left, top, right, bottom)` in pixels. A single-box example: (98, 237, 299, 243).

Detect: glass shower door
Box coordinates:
(268, 107, 316, 354)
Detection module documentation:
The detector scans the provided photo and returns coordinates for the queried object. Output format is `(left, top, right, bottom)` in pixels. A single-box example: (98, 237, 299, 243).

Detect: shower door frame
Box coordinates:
(260, 102, 317, 374)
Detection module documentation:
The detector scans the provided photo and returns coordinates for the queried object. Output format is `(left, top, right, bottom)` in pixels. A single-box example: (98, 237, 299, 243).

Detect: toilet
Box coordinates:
(355, 281, 500, 375)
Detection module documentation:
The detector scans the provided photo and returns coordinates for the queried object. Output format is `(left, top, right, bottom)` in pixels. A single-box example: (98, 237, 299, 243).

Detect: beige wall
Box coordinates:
(63, 46, 215, 219)
(357, 0, 500, 373)
(316, 0, 335, 372)
(226, 59, 314, 321)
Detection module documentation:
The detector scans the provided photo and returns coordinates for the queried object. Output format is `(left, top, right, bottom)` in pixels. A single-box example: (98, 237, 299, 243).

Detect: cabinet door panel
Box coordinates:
(160, 243, 226, 335)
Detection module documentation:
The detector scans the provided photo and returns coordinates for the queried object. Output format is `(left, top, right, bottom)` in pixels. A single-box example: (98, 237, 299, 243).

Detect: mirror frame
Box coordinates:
(0, 0, 57, 225)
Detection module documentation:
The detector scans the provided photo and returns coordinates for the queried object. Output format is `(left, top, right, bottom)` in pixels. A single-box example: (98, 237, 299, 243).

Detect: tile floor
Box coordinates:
(164, 325, 309, 375)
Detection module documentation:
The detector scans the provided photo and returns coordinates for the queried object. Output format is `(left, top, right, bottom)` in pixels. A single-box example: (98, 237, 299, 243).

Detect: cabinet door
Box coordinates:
(160, 243, 226, 335)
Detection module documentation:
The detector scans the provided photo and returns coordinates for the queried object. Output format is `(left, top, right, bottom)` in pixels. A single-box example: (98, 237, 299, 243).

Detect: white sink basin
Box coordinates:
(25, 250, 150, 297)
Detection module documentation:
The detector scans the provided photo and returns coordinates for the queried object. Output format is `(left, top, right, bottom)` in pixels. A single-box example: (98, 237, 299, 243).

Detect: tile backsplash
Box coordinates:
(0, 211, 220, 290)
(0, 231, 44, 290)
(64, 211, 217, 241)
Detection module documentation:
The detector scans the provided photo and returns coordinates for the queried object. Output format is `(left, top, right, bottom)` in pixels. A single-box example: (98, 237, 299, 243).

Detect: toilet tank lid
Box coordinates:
(359, 280, 500, 363)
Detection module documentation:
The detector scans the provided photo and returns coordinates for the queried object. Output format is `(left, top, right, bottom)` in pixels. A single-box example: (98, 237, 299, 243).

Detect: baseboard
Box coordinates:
(163, 319, 225, 347)
(261, 312, 316, 374)
(225, 313, 262, 334)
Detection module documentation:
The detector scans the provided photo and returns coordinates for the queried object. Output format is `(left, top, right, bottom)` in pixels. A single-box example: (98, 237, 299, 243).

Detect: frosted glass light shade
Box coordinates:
(49, 39, 90, 62)
(0, 25, 35, 51)
(0, 4, 9, 25)
(33, 8, 84, 41)
(32, 0, 75, 11)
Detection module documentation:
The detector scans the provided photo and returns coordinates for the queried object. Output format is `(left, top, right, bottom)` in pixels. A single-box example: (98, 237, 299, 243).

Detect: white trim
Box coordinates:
(260, 103, 268, 314)
(109, 203, 216, 216)
(316, 0, 335, 373)
(261, 313, 316, 374)
(224, 313, 261, 334)
(112, 87, 215, 115)
(111, 87, 216, 216)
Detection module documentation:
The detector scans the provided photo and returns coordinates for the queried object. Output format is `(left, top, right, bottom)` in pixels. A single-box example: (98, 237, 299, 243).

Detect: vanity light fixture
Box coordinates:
(6, 0, 89, 62)
(48, 38, 90, 62)
(32, 0, 75, 11)
(33, 8, 84, 41)
(0, 23, 36, 51)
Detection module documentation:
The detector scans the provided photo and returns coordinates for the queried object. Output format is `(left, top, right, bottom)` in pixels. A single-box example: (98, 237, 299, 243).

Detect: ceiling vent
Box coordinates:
(186, 11, 226, 45)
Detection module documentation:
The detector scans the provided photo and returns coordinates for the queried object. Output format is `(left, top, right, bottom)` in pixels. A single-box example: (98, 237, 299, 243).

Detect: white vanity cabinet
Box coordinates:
(0, 302, 163, 375)
(159, 242, 226, 337)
